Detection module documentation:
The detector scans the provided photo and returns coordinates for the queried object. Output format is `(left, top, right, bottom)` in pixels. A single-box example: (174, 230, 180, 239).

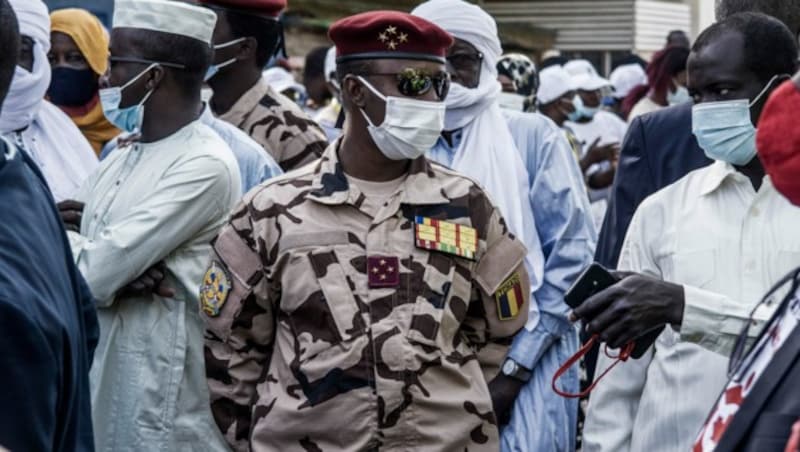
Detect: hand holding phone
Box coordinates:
(565, 264, 664, 359)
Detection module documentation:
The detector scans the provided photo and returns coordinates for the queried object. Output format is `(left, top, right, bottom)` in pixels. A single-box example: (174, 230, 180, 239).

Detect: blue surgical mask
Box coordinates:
(567, 94, 585, 122)
(99, 63, 157, 133)
(204, 38, 246, 82)
(667, 83, 692, 106)
(692, 74, 785, 166)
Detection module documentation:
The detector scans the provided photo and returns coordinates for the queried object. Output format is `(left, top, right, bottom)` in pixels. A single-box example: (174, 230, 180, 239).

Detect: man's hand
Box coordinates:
(57, 200, 84, 232)
(488, 373, 525, 426)
(570, 271, 685, 349)
(580, 138, 620, 172)
(118, 261, 175, 298)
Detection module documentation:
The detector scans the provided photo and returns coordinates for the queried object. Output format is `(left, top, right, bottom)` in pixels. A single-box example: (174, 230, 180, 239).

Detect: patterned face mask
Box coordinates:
(496, 53, 539, 112)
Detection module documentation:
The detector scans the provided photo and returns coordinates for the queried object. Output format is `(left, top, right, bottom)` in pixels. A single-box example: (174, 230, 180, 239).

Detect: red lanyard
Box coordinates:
(551, 334, 635, 398)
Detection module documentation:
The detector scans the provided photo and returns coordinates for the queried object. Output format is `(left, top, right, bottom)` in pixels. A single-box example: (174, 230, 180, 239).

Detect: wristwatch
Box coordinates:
(501, 358, 532, 382)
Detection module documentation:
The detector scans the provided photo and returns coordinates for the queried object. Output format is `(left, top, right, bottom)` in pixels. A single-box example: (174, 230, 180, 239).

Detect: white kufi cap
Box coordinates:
(113, 0, 218, 44)
(609, 63, 647, 99)
(537, 66, 575, 105)
(565, 59, 610, 91)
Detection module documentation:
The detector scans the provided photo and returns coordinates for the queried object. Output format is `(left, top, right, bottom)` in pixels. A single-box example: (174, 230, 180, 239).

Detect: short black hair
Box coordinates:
(717, 0, 800, 37)
(0, 0, 18, 108)
(693, 12, 799, 84)
(223, 9, 282, 68)
(304, 46, 329, 80)
(126, 29, 212, 96)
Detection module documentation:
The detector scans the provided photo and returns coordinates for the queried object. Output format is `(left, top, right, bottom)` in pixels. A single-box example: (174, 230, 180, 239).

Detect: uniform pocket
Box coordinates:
(282, 247, 366, 362)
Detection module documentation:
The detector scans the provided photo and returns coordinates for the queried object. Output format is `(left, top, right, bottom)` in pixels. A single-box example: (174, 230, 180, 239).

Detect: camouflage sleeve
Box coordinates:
(466, 207, 530, 378)
(202, 204, 273, 452)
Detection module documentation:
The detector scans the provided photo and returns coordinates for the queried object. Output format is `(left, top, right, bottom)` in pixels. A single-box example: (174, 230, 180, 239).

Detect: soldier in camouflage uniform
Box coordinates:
(201, 0, 328, 172)
(201, 11, 530, 451)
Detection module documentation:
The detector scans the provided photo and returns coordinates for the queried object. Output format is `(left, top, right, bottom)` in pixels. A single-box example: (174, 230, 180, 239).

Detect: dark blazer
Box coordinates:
(594, 102, 712, 268)
(715, 270, 800, 452)
(0, 140, 99, 452)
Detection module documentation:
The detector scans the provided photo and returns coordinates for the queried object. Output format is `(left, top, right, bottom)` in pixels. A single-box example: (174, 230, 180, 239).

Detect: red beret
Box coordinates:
(329, 11, 453, 64)
(198, 0, 286, 18)
(756, 78, 800, 206)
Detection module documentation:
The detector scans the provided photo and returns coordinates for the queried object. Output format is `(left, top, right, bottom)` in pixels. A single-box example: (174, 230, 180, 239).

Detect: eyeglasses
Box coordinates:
(446, 51, 484, 70)
(361, 68, 451, 100)
(108, 56, 186, 70)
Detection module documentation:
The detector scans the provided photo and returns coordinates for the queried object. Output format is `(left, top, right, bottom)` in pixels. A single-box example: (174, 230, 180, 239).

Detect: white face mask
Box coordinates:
(356, 76, 445, 161)
(497, 91, 525, 111)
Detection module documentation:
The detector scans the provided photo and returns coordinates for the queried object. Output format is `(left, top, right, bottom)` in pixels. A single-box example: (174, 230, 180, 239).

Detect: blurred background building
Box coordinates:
(43, 0, 716, 75)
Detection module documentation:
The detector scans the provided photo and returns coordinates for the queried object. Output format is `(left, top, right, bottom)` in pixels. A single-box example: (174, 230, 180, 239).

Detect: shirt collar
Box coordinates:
(699, 160, 748, 196)
(307, 140, 449, 207)
(199, 102, 214, 125)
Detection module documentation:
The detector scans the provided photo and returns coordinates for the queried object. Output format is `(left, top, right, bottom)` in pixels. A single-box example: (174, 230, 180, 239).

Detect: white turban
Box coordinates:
(0, 0, 51, 133)
(413, 0, 545, 322)
(1, 0, 98, 202)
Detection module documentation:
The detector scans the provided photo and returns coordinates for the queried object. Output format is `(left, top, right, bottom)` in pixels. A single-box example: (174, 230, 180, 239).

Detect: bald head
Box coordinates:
(0, 0, 19, 111)
(716, 0, 800, 37)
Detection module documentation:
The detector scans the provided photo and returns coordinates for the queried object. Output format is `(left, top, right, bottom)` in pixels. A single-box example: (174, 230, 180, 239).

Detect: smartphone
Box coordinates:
(565, 263, 663, 359)
(564, 263, 618, 309)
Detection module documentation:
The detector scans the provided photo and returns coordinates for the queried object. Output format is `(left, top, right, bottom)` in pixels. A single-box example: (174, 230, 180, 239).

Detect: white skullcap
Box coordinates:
(565, 59, 610, 91)
(609, 63, 647, 99)
(113, 0, 218, 44)
(8, 0, 50, 53)
(263, 67, 306, 97)
(537, 66, 575, 105)
(324, 46, 337, 83)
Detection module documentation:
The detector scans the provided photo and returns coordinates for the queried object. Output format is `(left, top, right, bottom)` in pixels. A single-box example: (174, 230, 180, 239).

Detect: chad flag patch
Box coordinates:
(495, 272, 524, 321)
(415, 216, 477, 260)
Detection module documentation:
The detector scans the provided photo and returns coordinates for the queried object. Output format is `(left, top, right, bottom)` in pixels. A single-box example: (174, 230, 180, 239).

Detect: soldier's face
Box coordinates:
(350, 59, 447, 127)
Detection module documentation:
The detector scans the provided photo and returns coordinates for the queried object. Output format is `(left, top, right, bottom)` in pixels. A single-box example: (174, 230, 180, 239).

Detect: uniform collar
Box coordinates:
(217, 77, 270, 124)
(307, 139, 449, 207)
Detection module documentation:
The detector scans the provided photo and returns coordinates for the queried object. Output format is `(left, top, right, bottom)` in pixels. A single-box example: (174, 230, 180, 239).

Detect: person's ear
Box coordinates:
(145, 65, 165, 91)
(343, 74, 367, 108)
(236, 37, 258, 61)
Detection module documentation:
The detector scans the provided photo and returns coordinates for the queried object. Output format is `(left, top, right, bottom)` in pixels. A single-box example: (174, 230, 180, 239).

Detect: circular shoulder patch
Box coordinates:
(200, 262, 232, 317)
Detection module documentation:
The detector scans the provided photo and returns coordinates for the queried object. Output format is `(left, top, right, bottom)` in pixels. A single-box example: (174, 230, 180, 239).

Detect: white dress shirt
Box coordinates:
(583, 160, 800, 452)
(68, 121, 240, 451)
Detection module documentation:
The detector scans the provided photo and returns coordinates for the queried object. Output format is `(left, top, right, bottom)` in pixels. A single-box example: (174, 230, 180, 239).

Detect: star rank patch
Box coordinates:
(200, 262, 232, 317)
(368, 256, 400, 288)
(415, 216, 477, 260)
(495, 272, 524, 321)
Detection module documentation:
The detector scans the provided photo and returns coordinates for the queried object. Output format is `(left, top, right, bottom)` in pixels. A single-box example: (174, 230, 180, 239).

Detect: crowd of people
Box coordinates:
(0, 0, 798, 451)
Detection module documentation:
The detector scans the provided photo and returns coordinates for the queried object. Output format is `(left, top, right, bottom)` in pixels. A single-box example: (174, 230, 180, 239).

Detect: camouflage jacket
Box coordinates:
(218, 78, 328, 172)
(202, 142, 530, 451)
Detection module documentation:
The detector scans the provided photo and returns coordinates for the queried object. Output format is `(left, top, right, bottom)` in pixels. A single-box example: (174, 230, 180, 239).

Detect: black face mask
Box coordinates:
(48, 67, 97, 107)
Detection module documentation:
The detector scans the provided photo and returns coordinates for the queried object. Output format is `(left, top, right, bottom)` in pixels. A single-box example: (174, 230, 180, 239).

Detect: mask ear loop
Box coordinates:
(749, 74, 791, 107)
(120, 63, 159, 92)
(351, 76, 386, 128)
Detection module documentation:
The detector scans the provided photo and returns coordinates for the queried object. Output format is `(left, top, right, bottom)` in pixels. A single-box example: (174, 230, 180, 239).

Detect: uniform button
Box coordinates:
(751, 208, 760, 217)
(746, 261, 756, 271)
(116, 181, 121, 186)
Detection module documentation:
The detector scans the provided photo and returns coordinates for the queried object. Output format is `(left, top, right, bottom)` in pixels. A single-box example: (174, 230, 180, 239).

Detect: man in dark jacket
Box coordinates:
(0, 1, 99, 450)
